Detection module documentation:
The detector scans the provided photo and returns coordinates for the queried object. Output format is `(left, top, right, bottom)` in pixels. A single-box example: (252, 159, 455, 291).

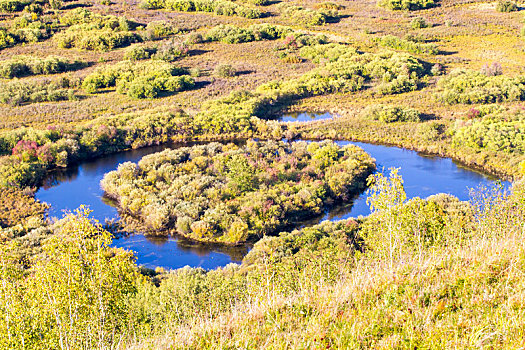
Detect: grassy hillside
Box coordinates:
(0, 0, 525, 347)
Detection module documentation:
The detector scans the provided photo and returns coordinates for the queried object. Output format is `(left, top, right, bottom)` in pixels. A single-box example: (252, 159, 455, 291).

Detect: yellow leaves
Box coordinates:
(225, 219, 249, 243)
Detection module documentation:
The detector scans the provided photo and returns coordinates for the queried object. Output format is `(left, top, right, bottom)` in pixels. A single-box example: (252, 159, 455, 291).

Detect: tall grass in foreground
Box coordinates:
(1, 171, 524, 349)
(135, 173, 525, 349)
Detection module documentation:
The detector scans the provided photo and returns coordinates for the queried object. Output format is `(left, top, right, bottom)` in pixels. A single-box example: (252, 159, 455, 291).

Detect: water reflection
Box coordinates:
(114, 234, 248, 270)
(280, 112, 335, 122)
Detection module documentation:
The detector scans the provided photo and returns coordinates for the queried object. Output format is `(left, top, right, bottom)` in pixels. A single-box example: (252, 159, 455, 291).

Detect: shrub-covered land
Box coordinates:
(54, 9, 141, 51)
(0, 109, 192, 187)
(378, 0, 435, 10)
(361, 104, 422, 122)
(452, 108, 525, 154)
(82, 60, 195, 98)
(194, 43, 428, 134)
(204, 23, 292, 43)
(124, 40, 189, 61)
(0, 187, 47, 234)
(436, 69, 525, 104)
(0, 77, 77, 106)
(1, 0, 525, 347)
(376, 34, 439, 55)
(277, 3, 339, 26)
(0, 55, 86, 78)
(141, 0, 263, 18)
(101, 140, 375, 243)
(0, 0, 31, 12)
(0, 13, 55, 50)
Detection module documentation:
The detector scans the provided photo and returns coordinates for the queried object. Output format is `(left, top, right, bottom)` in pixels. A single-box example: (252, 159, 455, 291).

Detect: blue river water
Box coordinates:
(36, 138, 508, 270)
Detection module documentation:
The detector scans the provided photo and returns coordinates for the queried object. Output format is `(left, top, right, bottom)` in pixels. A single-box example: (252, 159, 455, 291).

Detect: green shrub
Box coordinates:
(410, 16, 428, 29)
(214, 63, 236, 77)
(0, 55, 86, 78)
(55, 27, 141, 51)
(0, 15, 53, 50)
(82, 60, 194, 98)
(0, 28, 16, 50)
(101, 140, 375, 243)
(144, 20, 181, 40)
(124, 44, 156, 60)
(153, 39, 189, 61)
(60, 9, 137, 30)
(361, 104, 422, 122)
(206, 24, 255, 43)
(452, 110, 525, 154)
(205, 24, 293, 44)
(55, 9, 140, 51)
(376, 35, 438, 54)
(124, 40, 189, 61)
(0, 0, 30, 12)
(436, 69, 525, 104)
(0, 77, 77, 106)
(141, 0, 263, 18)
(278, 3, 336, 26)
(496, 0, 517, 12)
(378, 0, 434, 11)
(185, 31, 204, 44)
(418, 121, 445, 141)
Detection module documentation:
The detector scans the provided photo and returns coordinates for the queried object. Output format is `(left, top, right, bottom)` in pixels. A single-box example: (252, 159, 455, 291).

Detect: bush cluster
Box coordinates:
(195, 44, 427, 134)
(0, 14, 54, 50)
(55, 27, 141, 51)
(0, 109, 191, 186)
(124, 40, 189, 62)
(276, 33, 328, 62)
(144, 20, 181, 40)
(55, 9, 140, 51)
(376, 35, 439, 55)
(0, 77, 77, 107)
(360, 104, 422, 123)
(452, 109, 525, 154)
(0, 55, 86, 78)
(410, 16, 428, 29)
(378, 0, 434, 10)
(205, 23, 292, 44)
(0, 187, 47, 232)
(214, 63, 236, 77)
(0, 0, 30, 12)
(141, 0, 263, 18)
(436, 69, 525, 104)
(101, 140, 375, 243)
(82, 60, 194, 98)
(277, 3, 338, 26)
(59, 8, 137, 29)
(496, 0, 518, 12)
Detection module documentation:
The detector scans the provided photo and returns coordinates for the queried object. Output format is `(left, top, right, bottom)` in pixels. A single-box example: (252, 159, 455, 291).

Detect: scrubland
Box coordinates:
(1, 0, 525, 347)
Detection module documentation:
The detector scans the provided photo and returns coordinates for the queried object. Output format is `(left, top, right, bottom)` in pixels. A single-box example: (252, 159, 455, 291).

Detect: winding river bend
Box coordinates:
(36, 117, 509, 270)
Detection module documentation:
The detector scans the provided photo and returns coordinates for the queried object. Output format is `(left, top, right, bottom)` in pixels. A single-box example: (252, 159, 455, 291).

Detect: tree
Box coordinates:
(366, 167, 406, 269)
(0, 207, 140, 349)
